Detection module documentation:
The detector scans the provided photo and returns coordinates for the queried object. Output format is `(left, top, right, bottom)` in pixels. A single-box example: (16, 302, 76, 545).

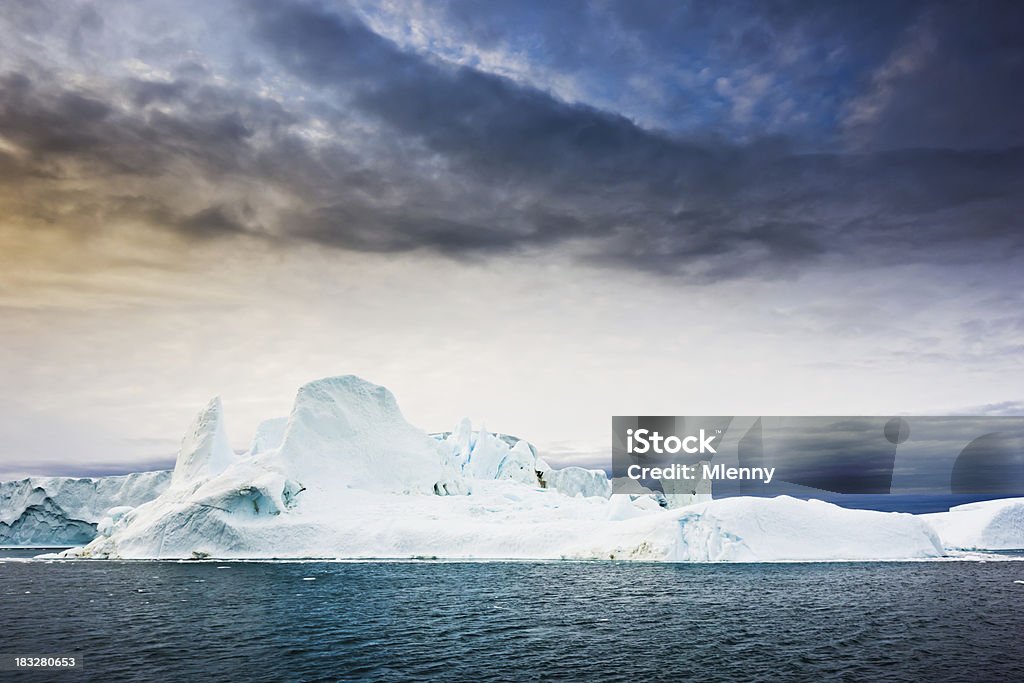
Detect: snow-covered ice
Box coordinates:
(1, 374, 1016, 560)
(923, 498, 1024, 550)
(39, 374, 1015, 562)
(170, 396, 238, 490)
(674, 496, 943, 561)
(539, 466, 612, 499)
(0, 471, 170, 545)
(248, 417, 288, 456)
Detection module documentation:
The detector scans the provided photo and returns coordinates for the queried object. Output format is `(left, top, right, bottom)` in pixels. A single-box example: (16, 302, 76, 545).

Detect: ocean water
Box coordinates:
(1, 558, 1023, 681)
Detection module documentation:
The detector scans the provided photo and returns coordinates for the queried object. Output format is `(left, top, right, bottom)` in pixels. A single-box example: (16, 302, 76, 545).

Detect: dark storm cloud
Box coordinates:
(0, 69, 285, 178)
(841, 2, 1024, 150)
(248, 1, 1024, 275)
(1, 0, 1022, 280)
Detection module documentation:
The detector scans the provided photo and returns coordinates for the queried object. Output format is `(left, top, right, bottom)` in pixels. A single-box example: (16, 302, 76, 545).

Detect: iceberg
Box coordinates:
(435, 422, 608, 496)
(436, 421, 541, 487)
(171, 396, 238, 490)
(44, 374, 980, 561)
(0, 471, 170, 546)
(539, 466, 612, 499)
(923, 498, 1024, 550)
(273, 376, 467, 496)
(673, 496, 942, 561)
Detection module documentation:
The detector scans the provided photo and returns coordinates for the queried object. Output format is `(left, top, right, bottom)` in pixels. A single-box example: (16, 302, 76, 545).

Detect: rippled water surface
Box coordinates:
(2, 559, 1023, 681)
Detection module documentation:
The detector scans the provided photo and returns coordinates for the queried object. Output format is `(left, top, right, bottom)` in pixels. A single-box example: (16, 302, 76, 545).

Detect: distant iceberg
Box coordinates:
(923, 498, 1024, 551)
(3, 374, 1020, 560)
(0, 471, 170, 546)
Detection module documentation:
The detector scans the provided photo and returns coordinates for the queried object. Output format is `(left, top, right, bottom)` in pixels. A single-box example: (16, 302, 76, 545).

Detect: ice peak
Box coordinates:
(296, 374, 397, 408)
(285, 376, 409, 443)
(278, 374, 466, 494)
(171, 396, 236, 488)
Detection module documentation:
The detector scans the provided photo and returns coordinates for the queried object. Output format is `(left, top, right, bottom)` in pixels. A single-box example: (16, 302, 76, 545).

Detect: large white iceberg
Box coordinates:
(49, 374, 986, 562)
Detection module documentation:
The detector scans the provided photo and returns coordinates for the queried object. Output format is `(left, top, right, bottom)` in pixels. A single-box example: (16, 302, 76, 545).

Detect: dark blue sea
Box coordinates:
(2, 556, 1023, 681)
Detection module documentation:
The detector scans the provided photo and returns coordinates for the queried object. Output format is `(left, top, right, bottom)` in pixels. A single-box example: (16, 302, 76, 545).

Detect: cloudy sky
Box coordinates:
(1, 0, 1021, 479)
